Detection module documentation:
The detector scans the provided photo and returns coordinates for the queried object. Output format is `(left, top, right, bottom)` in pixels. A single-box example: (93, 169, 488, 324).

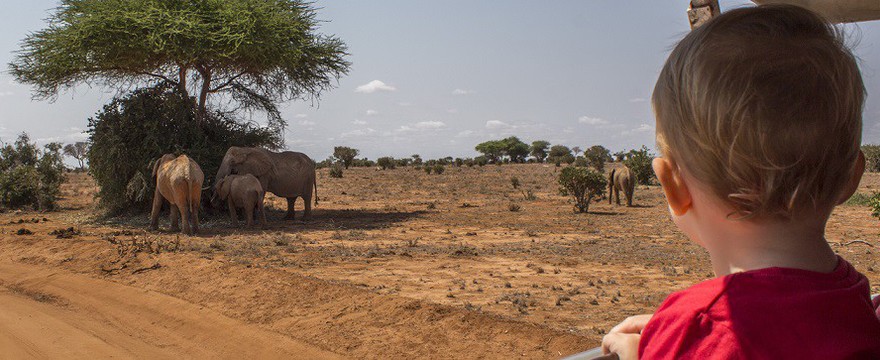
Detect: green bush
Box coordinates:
(845, 192, 873, 206)
(433, 164, 445, 175)
(510, 176, 520, 189)
(574, 156, 588, 167)
(870, 193, 880, 220)
(329, 165, 344, 178)
(558, 166, 606, 213)
(377, 156, 396, 170)
(863, 145, 880, 173)
(0, 133, 65, 210)
(87, 84, 282, 215)
(623, 146, 656, 185)
(424, 166, 432, 174)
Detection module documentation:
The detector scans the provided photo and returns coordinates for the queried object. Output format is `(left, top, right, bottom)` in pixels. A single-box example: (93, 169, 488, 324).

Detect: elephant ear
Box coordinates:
(217, 177, 231, 200)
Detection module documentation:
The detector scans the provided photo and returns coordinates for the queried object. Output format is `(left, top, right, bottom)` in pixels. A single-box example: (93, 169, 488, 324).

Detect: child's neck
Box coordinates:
(705, 217, 838, 277)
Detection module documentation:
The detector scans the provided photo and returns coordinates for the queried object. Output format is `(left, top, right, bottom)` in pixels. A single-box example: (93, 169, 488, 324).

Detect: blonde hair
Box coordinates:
(653, 5, 865, 220)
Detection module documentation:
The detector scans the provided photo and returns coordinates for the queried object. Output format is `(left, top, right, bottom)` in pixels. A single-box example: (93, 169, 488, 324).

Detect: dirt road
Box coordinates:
(0, 262, 341, 359)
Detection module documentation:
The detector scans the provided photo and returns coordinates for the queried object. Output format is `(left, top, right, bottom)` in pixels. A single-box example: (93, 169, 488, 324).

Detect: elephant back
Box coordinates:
(263, 150, 316, 197)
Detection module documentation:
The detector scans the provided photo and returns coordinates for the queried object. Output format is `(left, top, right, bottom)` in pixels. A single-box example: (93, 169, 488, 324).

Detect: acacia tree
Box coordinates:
(333, 146, 359, 169)
(9, 0, 350, 123)
(63, 142, 90, 170)
(530, 140, 550, 163)
(548, 145, 574, 165)
(475, 140, 505, 163)
(584, 145, 611, 172)
(501, 136, 530, 163)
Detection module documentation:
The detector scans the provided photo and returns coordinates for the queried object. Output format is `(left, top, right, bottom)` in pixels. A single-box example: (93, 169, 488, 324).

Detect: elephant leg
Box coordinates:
(149, 190, 163, 231)
(285, 197, 297, 220)
(228, 199, 239, 228)
(170, 205, 181, 232)
(302, 194, 312, 221)
(180, 202, 192, 235)
(615, 186, 621, 205)
(244, 201, 255, 228)
(259, 201, 267, 229)
(191, 189, 201, 234)
(626, 188, 634, 207)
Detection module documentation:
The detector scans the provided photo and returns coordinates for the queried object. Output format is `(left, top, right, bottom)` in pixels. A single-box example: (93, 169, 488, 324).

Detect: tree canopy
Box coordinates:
(530, 140, 550, 163)
(584, 145, 611, 172)
(9, 0, 350, 123)
(475, 136, 529, 163)
(63, 142, 90, 170)
(333, 146, 359, 169)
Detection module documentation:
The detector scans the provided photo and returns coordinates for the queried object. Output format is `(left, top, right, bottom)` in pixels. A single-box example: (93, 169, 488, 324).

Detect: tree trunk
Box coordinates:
(177, 66, 189, 99)
(196, 65, 212, 123)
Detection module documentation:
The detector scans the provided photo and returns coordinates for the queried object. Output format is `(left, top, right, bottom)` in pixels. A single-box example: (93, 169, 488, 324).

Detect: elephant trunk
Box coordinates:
(215, 158, 231, 186)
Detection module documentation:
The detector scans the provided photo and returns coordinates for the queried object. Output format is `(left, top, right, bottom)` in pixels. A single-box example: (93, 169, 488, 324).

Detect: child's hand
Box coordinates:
(601, 314, 653, 360)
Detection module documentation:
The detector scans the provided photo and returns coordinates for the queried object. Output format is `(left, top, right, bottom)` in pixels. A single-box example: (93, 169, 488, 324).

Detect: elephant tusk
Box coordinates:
(201, 186, 211, 191)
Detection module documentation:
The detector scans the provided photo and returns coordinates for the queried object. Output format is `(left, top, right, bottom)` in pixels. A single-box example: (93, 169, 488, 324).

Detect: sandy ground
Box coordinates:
(0, 164, 877, 359)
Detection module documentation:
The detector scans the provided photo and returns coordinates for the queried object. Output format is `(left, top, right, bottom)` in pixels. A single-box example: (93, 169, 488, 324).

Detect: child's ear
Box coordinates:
(653, 157, 693, 216)
(837, 150, 865, 205)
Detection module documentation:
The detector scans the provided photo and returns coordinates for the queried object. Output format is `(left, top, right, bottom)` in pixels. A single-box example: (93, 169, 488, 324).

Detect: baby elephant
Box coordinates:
(608, 166, 635, 207)
(150, 154, 204, 235)
(212, 174, 267, 228)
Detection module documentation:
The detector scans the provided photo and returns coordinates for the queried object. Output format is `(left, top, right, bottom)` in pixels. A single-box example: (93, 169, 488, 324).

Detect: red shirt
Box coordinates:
(639, 257, 880, 359)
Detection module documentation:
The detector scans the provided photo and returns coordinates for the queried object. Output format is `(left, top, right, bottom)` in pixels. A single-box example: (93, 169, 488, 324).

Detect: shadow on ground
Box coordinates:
(94, 208, 428, 237)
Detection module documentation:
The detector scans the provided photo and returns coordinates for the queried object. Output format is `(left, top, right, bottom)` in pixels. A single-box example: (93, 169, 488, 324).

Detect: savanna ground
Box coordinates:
(1, 163, 878, 359)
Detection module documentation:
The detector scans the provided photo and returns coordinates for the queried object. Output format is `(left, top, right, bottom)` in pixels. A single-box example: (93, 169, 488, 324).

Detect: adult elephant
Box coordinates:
(215, 147, 318, 220)
(608, 166, 635, 207)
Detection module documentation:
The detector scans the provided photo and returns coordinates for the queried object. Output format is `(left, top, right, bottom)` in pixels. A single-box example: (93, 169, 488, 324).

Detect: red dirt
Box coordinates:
(1, 164, 877, 359)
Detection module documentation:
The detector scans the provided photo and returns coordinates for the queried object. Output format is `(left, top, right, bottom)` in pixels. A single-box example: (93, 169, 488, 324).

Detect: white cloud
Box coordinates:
(629, 98, 647, 103)
(632, 124, 652, 132)
(452, 88, 475, 95)
(414, 120, 445, 129)
(578, 116, 609, 125)
(365, 109, 379, 116)
(0, 91, 14, 97)
(355, 80, 396, 93)
(456, 130, 476, 138)
(341, 128, 377, 138)
(352, 119, 368, 125)
(294, 113, 309, 118)
(485, 120, 512, 129)
(398, 102, 413, 107)
(446, 108, 458, 114)
(297, 120, 316, 126)
(394, 121, 446, 134)
(621, 123, 653, 135)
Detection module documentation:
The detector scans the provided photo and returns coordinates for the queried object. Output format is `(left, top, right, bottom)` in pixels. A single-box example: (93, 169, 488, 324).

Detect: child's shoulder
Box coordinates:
(640, 261, 880, 358)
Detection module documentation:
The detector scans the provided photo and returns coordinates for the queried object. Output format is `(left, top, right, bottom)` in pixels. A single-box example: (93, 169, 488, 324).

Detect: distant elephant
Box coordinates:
(215, 147, 318, 220)
(150, 154, 204, 235)
(211, 174, 267, 228)
(608, 166, 635, 207)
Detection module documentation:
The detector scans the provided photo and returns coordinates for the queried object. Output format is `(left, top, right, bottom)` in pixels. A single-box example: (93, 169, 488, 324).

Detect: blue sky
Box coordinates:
(0, 1, 878, 162)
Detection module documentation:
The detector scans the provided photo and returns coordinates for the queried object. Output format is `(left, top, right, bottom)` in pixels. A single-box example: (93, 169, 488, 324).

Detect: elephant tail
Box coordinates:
(188, 178, 199, 218)
(608, 168, 616, 204)
(313, 177, 319, 206)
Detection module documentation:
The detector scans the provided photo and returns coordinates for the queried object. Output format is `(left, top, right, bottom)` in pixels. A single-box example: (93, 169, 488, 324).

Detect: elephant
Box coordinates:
(150, 154, 204, 235)
(211, 174, 267, 228)
(608, 166, 635, 207)
(215, 147, 318, 220)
